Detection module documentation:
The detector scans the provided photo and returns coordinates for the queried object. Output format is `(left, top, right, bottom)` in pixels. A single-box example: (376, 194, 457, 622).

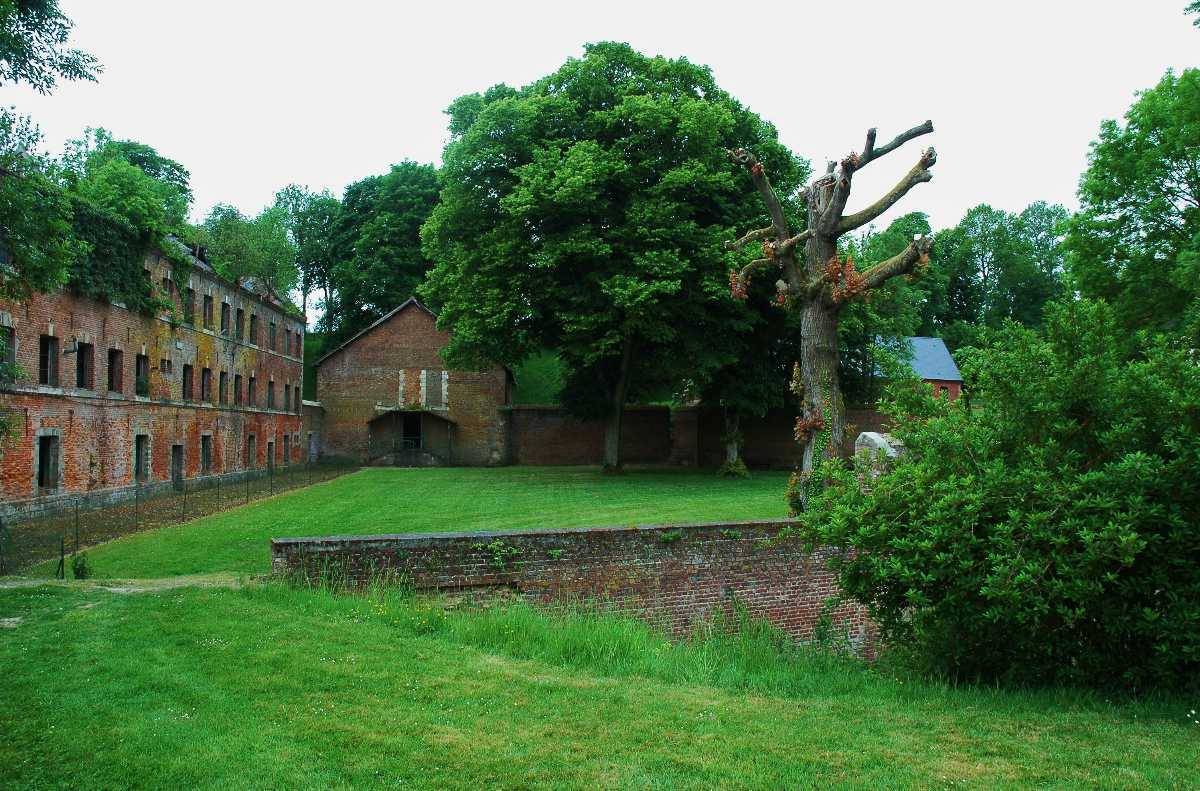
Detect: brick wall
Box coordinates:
(271, 520, 873, 649)
(695, 407, 891, 468)
(315, 302, 509, 465)
(504, 405, 672, 466)
(0, 251, 304, 517)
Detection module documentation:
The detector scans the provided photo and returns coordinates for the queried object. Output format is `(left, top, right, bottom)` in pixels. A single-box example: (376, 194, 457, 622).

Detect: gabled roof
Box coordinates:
(314, 297, 436, 368)
(905, 336, 962, 382)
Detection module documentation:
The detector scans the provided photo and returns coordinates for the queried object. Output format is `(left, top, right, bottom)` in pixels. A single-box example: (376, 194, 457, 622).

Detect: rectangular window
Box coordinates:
(1, 326, 14, 365)
(219, 371, 228, 404)
(283, 433, 290, 467)
(38, 335, 59, 386)
(182, 364, 194, 401)
(249, 314, 259, 345)
(248, 376, 257, 406)
(234, 373, 243, 405)
(425, 369, 444, 408)
(201, 367, 212, 402)
(203, 294, 214, 328)
(220, 302, 231, 334)
(184, 287, 196, 324)
(295, 386, 301, 414)
(246, 434, 256, 468)
(37, 435, 60, 493)
(134, 433, 150, 482)
(269, 321, 276, 351)
(107, 349, 123, 393)
(135, 354, 150, 397)
(267, 380, 275, 409)
(236, 307, 245, 340)
(200, 434, 212, 474)
(284, 382, 291, 412)
(75, 341, 95, 389)
(283, 329, 290, 356)
(161, 276, 172, 297)
(267, 440, 275, 470)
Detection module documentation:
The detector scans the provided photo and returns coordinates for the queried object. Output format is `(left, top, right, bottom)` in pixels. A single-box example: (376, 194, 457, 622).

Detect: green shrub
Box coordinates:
(799, 300, 1200, 691)
(71, 552, 91, 580)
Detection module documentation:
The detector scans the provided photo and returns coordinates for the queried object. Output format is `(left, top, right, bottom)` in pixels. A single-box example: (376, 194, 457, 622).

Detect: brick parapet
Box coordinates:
(271, 519, 874, 650)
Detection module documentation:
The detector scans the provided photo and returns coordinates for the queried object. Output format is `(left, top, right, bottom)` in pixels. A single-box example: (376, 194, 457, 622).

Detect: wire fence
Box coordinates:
(0, 460, 358, 577)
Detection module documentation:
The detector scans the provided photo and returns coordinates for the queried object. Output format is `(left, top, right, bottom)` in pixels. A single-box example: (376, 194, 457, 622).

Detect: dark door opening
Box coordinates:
(171, 444, 184, 491)
(401, 412, 421, 450)
(37, 435, 60, 494)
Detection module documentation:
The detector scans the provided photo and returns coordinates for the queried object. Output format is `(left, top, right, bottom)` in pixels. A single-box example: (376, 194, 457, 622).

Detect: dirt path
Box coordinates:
(0, 572, 255, 594)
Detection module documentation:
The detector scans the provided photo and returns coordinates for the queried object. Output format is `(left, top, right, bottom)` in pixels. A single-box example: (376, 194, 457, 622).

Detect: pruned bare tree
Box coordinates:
(727, 121, 937, 509)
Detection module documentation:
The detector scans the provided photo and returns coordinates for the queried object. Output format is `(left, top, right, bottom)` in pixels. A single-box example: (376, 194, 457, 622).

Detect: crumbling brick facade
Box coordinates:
(314, 299, 511, 465)
(0, 249, 304, 520)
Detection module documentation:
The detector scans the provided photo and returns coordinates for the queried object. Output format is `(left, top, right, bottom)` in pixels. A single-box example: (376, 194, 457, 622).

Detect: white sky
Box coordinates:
(4, 1, 1197, 232)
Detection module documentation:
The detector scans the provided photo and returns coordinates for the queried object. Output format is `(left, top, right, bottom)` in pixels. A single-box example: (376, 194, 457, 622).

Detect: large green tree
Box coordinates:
(201, 203, 298, 295)
(422, 42, 804, 469)
(324, 161, 439, 341)
(274, 184, 340, 321)
(926, 202, 1067, 349)
(1066, 68, 1200, 336)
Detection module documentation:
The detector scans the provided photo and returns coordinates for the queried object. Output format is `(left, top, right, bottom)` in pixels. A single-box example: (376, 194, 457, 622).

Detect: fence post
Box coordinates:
(183, 476, 188, 521)
(74, 499, 80, 555)
(56, 536, 64, 580)
(135, 484, 140, 532)
(245, 469, 250, 505)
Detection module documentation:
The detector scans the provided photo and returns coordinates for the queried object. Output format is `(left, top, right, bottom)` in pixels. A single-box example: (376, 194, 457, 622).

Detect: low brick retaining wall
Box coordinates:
(270, 520, 873, 651)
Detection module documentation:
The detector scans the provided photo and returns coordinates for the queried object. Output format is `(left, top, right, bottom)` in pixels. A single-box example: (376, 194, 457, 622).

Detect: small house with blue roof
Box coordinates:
(904, 336, 962, 399)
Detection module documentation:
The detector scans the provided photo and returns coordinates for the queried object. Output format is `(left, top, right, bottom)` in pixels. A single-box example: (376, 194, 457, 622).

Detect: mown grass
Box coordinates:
(31, 467, 789, 578)
(0, 582, 1195, 790)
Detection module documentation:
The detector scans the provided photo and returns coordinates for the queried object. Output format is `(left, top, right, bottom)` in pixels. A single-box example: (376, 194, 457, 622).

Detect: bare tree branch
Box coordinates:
(729, 148, 790, 238)
(818, 152, 862, 233)
(861, 235, 933, 291)
(776, 228, 812, 255)
(857, 120, 934, 170)
(838, 148, 937, 234)
(725, 226, 775, 251)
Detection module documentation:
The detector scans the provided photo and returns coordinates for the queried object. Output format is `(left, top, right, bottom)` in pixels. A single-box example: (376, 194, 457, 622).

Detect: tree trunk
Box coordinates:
(724, 410, 741, 463)
(602, 338, 633, 472)
(794, 240, 845, 510)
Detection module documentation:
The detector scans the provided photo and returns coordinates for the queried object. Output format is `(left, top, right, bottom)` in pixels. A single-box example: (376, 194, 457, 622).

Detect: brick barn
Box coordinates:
(0, 244, 305, 521)
(311, 298, 512, 465)
(904, 336, 963, 399)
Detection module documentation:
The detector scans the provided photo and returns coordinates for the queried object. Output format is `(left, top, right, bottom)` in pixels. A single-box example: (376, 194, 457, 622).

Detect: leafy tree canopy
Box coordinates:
(0, 108, 81, 300)
(201, 203, 299, 297)
(325, 161, 438, 341)
(421, 42, 804, 458)
(926, 201, 1067, 349)
(0, 0, 99, 93)
(1066, 69, 1200, 335)
(274, 184, 341, 319)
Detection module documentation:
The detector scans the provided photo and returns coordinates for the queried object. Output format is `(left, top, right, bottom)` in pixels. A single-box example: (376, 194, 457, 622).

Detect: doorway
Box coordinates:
(171, 444, 184, 491)
(401, 412, 421, 450)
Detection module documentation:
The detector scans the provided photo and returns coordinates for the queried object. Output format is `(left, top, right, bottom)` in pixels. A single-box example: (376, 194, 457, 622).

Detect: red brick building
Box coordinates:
(0, 246, 305, 520)
(312, 298, 512, 465)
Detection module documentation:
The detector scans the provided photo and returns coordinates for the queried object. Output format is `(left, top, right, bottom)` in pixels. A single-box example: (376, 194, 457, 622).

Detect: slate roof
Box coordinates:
(905, 336, 962, 382)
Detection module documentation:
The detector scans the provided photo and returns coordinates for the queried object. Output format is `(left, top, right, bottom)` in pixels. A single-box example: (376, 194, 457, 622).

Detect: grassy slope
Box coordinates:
(45, 468, 789, 578)
(1, 584, 1194, 790)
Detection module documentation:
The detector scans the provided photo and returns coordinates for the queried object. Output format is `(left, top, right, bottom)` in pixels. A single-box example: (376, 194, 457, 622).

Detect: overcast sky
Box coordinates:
(5, 1, 1197, 231)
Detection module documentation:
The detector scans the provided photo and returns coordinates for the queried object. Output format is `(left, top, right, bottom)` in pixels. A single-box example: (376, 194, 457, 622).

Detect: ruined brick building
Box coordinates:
(0, 245, 305, 519)
(312, 298, 512, 465)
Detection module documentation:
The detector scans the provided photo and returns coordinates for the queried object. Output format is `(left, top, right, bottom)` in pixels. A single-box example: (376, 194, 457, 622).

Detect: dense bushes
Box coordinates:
(800, 300, 1200, 691)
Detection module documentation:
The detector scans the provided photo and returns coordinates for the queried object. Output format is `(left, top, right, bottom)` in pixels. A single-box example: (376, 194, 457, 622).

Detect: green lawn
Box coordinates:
(1, 582, 1195, 789)
(41, 467, 790, 578)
